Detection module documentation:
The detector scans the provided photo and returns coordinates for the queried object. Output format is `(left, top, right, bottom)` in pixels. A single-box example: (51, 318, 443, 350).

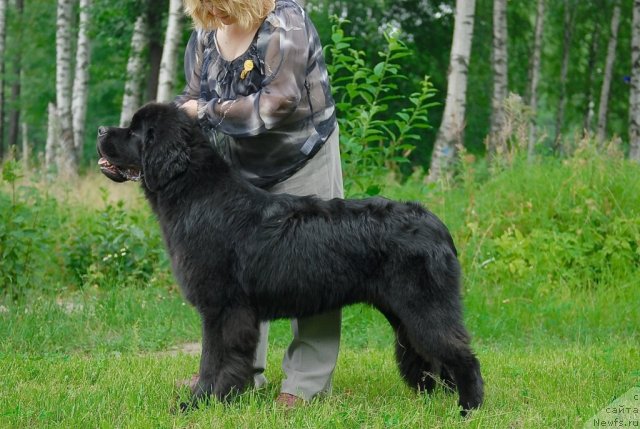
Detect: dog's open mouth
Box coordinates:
(98, 157, 142, 182)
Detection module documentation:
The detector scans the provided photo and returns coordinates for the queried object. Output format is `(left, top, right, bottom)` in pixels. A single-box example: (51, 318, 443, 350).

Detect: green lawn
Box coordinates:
(1, 284, 637, 428)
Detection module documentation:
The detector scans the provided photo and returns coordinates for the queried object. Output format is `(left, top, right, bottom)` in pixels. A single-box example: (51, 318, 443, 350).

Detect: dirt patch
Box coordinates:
(158, 342, 201, 357)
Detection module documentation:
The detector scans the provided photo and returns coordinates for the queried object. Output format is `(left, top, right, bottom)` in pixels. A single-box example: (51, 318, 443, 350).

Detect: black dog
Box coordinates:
(97, 103, 483, 414)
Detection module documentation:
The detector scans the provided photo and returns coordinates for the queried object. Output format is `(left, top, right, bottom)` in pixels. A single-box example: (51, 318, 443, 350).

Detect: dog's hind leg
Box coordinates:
(381, 310, 452, 394)
(397, 326, 459, 394)
(391, 304, 484, 416)
(189, 306, 260, 407)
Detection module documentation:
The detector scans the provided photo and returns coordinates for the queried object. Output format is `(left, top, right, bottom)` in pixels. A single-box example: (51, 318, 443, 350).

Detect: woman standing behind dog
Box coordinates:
(174, 0, 343, 407)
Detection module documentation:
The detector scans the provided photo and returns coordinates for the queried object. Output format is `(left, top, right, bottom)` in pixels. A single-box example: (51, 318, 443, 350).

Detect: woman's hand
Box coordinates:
(180, 99, 199, 118)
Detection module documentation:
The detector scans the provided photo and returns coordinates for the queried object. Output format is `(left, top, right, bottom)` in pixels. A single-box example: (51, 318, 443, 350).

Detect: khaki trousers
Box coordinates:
(253, 128, 344, 401)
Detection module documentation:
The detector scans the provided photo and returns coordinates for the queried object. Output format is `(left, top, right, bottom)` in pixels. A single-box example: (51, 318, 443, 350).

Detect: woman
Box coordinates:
(174, 0, 343, 407)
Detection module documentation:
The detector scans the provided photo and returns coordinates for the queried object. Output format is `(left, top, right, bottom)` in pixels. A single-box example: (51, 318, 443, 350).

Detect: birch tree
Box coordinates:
(630, 0, 640, 162)
(120, 14, 148, 126)
(7, 0, 23, 152)
(72, 0, 91, 160)
(45, 103, 59, 174)
(528, 0, 545, 157)
(487, 0, 508, 159)
(55, 0, 78, 176)
(0, 0, 6, 159)
(427, 0, 476, 183)
(583, 28, 600, 132)
(596, 1, 621, 143)
(156, 0, 183, 102)
(21, 122, 28, 170)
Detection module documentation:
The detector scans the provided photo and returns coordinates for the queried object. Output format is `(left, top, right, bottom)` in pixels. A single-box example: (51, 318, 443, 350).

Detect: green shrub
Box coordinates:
(0, 160, 59, 296)
(326, 18, 438, 196)
(454, 143, 640, 291)
(1, 161, 169, 296)
(61, 189, 168, 288)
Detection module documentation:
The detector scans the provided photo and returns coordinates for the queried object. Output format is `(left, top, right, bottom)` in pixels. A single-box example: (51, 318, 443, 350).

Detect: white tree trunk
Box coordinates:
(56, 0, 78, 177)
(156, 0, 183, 102)
(630, 0, 640, 162)
(427, 0, 476, 183)
(21, 122, 28, 171)
(596, 1, 621, 143)
(120, 14, 149, 126)
(583, 30, 600, 133)
(488, 0, 509, 158)
(72, 0, 90, 161)
(72, 0, 91, 160)
(7, 0, 22, 151)
(46, 103, 60, 174)
(528, 0, 545, 157)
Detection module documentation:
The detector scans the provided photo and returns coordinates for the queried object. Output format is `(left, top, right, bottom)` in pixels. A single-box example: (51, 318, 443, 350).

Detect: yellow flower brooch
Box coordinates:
(240, 59, 254, 80)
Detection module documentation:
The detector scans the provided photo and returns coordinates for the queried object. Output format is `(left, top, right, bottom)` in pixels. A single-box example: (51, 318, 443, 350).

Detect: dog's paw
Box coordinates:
(169, 397, 198, 414)
(458, 390, 483, 417)
(178, 400, 194, 413)
(173, 394, 209, 413)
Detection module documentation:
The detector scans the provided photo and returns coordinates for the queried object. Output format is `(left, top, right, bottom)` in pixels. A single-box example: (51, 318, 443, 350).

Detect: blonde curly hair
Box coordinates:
(183, 0, 275, 30)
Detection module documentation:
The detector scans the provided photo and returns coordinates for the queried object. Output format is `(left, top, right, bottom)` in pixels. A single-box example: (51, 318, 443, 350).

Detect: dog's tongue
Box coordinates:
(98, 157, 118, 174)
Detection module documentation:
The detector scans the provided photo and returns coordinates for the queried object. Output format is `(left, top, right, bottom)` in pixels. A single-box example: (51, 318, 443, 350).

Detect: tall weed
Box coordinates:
(0, 160, 59, 296)
(61, 188, 168, 288)
(458, 137, 640, 291)
(0, 161, 169, 296)
(326, 18, 438, 196)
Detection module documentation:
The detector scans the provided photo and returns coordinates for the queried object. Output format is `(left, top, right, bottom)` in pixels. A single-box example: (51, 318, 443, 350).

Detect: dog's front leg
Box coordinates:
(180, 314, 221, 410)
(188, 307, 260, 407)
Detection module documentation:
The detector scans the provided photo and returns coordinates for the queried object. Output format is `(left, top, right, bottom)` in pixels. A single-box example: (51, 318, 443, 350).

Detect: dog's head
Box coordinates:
(97, 103, 193, 192)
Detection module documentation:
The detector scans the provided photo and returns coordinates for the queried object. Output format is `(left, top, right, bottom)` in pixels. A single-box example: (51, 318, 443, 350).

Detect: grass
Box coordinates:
(1, 276, 637, 428)
(1, 151, 639, 427)
(1, 342, 637, 428)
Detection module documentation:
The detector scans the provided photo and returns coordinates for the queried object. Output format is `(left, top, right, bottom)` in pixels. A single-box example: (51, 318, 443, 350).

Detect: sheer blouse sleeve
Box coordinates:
(174, 31, 204, 106)
(197, 10, 310, 137)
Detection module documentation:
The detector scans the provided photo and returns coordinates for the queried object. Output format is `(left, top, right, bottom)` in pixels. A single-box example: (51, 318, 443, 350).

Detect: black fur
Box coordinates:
(97, 103, 484, 415)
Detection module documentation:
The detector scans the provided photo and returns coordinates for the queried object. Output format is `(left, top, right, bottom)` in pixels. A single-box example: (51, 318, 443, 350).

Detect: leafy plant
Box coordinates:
(0, 163, 169, 296)
(62, 188, 168, 288)
(325, 18, 438, 195)
(0, 160, 58, 297)
(461, 140, 640, 291)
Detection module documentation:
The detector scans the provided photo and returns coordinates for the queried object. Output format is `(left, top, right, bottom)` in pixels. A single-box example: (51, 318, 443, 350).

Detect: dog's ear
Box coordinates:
(141, 126, 191, 192)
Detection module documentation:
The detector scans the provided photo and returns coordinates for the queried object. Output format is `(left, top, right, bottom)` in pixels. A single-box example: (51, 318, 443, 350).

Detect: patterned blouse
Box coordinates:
(175, 0, 337, 189)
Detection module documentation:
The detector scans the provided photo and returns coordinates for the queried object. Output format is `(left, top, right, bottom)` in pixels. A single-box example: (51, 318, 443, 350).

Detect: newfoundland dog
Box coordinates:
(96, 103, 483, 414)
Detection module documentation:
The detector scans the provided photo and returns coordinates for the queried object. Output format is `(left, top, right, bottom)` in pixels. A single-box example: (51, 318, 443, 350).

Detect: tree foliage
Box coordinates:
(0, 0, 637, 171)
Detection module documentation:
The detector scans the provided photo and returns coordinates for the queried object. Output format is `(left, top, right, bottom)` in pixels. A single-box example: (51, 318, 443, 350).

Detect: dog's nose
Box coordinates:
(98, 126, 108, 137)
